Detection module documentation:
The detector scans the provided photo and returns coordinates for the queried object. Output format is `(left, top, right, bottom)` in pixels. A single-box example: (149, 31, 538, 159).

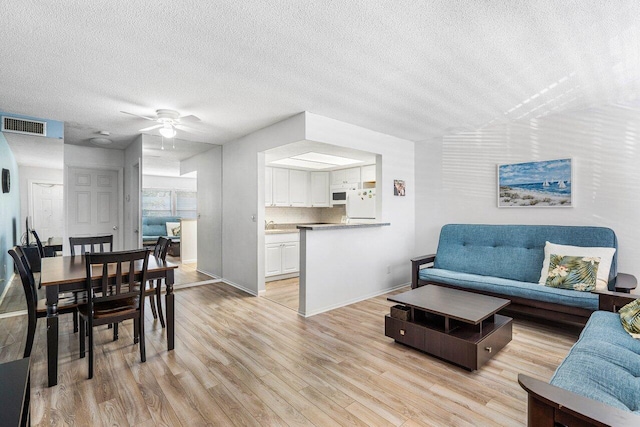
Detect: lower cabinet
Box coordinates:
(265, 233, 300, 277)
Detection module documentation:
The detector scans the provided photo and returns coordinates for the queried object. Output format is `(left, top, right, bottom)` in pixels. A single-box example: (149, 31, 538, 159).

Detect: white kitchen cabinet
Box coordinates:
(265, 243, 283, 275)
(265, 167, 273, 206)
(288, 170, 308, 206)
(361, 164, 376, 182)
(272, 168, 290, 206)
(281, 241, 300, 274)
(309, 171, 330, 207)
(265, 233, 300, 277)
(331, 167, 361, 185)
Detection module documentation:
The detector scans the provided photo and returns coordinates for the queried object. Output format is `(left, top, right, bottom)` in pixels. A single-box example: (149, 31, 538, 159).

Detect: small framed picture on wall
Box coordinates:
(394, 179, 405, 196)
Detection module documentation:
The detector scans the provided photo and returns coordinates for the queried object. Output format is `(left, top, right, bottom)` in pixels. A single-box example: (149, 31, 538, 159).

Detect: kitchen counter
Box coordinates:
(297, 222, 390, 231)
(265, 229, 300, 235)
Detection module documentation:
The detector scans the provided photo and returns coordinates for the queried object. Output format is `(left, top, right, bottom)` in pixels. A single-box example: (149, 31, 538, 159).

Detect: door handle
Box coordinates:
(113, 225, 119, 230)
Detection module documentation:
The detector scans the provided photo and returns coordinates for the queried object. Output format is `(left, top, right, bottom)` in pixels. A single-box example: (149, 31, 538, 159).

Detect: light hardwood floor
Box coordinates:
(264, 277, 299, 312)
(0, 282, 581, 426)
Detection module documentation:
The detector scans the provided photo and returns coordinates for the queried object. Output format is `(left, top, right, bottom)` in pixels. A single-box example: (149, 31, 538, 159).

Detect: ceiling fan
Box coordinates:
(120, 109, 200, 138)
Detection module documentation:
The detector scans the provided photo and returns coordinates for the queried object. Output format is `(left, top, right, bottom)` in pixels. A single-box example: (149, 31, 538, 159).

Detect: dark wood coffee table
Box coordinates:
(385, 285, 512, 370)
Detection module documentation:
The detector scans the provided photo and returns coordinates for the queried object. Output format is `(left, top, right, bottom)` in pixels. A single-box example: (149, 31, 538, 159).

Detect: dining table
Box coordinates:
(40, 254, 178, 387)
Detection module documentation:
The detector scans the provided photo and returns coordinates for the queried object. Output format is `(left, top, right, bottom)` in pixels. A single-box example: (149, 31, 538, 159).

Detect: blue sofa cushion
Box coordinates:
(433, 224, 618, 286)
(419, 268, 599, 310)
(142, 216, 181, 243)
(550, 311, 640, 414)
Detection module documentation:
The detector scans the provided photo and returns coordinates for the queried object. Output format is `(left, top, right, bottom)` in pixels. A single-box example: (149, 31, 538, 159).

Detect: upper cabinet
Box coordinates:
(361, 164, 376, 182)
(289, 169, 308, 207)
(266, 165, 373, 207)
(331, 167, 361, 186)
(309, 172, 330, 207)
(266, 167, 309, 207)
(272, 168, 290, 206)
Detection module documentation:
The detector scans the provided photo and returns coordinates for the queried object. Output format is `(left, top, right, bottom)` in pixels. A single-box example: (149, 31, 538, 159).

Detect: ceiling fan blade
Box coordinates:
(175, 124, 199, 132)
(139, 124, 163, 132)
(121, 111, 156, 121)
(178, 114, 201, 122)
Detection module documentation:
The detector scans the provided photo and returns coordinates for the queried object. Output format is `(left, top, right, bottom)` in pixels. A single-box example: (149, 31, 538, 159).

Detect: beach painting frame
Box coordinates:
(498, 158, 573, 208)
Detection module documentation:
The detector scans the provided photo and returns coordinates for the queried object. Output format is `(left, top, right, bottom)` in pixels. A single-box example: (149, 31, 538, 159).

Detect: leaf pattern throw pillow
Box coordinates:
(619, 298, 640, 338)
(544, 254, 600, 292)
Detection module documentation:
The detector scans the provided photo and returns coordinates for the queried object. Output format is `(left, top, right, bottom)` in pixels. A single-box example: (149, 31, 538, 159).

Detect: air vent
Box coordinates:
(2, 116, 47, 136)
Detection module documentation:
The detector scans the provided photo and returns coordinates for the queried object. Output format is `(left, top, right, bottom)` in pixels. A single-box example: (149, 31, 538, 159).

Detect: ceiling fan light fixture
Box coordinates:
(159, 123, 176, 138)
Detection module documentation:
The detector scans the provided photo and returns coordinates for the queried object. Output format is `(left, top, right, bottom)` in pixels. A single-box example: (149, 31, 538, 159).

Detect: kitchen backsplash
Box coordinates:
(266, 206, 346, 225)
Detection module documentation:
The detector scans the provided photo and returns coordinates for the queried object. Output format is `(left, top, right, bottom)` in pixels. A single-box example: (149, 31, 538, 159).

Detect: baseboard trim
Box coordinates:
(173, 279, 222, 290)
(221, 279, 258, 297)
(301, 282, 410, 317)
(0, 309, 27, 319)
(0, 273, 16, 309)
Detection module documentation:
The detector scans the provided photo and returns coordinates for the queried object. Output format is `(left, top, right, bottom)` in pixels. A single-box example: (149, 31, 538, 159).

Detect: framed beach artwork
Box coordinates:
(498, 158, 573, 208)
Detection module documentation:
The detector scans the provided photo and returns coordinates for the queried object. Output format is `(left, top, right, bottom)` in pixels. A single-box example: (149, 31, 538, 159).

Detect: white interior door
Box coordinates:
(67, 167, 120, 248)
(31, 182, 64, 241)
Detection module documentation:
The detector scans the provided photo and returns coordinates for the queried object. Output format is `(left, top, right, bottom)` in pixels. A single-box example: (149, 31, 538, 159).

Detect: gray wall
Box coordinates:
(182, 145, 223, 278)
(414, 105, 640, 279)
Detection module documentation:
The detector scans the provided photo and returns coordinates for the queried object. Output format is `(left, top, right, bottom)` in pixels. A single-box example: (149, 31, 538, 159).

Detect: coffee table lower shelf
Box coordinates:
(385, 314, 512, 370)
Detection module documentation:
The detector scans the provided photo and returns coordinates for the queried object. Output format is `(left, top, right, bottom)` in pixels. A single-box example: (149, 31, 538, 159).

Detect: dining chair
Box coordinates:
(79, 249, 150, 379)
(145, 237, 171, 328)
(8, 246, 85, 358)
(31, 229, 46, 258)
(69, 235, 113, 256)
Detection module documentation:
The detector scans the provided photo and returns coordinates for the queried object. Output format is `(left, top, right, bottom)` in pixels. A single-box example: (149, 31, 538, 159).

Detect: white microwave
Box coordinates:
(330, 184, 358, 205)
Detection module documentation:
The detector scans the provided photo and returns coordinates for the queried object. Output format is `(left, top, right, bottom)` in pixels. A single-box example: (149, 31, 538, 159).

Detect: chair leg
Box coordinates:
(88, 321, 94, 379)
(79, 317, 86, 358)
(73, 309, 79, 333)
(139, 317, 146, 363)
(156, 284, 165, 328)
(113, 322, 119, 341)
(149, 294, 158, 319)
(133, 317, 139, 344)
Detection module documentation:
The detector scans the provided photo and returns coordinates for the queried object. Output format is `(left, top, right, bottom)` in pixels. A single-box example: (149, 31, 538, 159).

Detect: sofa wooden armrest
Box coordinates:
(613, 272, 637, 293)
(593, 288, 639, 312)
(518, 374, 640, 427)
(411, 254, 436, 288)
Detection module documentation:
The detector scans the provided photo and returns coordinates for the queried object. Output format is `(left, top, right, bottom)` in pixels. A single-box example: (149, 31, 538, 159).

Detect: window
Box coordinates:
(142, 189, 197, 219)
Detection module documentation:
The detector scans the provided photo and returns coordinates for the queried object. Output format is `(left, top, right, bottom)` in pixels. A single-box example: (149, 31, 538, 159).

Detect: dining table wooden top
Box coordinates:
(40, 255, 178, 286)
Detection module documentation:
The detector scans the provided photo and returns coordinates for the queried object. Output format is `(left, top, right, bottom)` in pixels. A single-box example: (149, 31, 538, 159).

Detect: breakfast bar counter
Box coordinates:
(297, 222, 390, 231)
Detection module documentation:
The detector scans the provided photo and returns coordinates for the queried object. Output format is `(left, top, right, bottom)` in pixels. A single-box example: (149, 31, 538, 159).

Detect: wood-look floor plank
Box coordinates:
(1, 281, 583, 427)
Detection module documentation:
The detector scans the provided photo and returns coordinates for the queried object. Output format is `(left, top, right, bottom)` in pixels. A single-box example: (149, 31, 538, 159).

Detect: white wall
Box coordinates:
(300, 113, 415, 314)
(222, 113, 307, 294)
(124, 136, 142, 249)
(17, 165, 63, 233)
(415, 105, 640, 279)
(222, 111, 415, 304)
(182, 145, 223, 277)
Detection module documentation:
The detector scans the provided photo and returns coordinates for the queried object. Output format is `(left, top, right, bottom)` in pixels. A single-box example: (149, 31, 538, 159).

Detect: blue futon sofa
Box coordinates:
(142, 216, 181, 245)
(412, 224, 636, 324)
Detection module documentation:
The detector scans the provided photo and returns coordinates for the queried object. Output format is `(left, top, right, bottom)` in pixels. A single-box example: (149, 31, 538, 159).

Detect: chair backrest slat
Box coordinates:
(69, 235, 113, 256)
(31, 229, 45, 258)
(85, 249, 150, 312)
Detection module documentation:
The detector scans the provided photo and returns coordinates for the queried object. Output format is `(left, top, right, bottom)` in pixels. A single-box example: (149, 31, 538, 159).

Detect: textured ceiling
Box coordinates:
(0, 1, 638, 148)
